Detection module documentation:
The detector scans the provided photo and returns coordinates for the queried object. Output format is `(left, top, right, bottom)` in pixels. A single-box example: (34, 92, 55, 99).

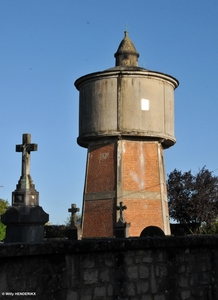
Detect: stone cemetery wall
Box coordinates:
(0, 236, 218, 300)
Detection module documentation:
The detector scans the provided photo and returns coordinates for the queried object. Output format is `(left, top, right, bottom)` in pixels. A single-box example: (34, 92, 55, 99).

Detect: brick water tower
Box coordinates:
(75, 32, 179, 238)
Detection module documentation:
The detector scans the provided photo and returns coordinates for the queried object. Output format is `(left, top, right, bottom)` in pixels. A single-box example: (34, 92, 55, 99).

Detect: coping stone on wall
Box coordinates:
(0, 236, 218, 258)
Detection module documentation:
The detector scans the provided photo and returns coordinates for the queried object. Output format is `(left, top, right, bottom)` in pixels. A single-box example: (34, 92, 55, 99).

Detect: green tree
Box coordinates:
(167, 166, 218, 233)
(0, 199, 9, 241)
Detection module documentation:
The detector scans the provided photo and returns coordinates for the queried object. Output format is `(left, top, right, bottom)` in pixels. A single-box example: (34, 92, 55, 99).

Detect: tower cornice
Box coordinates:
(75, 68, 179, 90)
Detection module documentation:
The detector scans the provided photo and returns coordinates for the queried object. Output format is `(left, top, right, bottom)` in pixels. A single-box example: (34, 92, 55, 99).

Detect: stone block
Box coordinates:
(154, 295, 166, 300)
(125, 256, 133, 265)
(187, 263, 193, 273)
(105, 258, 113, 267)
(100, 269, 110, 282)
(189, 273, 198, 286)
(83, 269, 98, 284)
(135, 257, 143, 264)
(159, 265, 168, 277)
(81, 296, 92, 300)
(181, 290, 191, 300)
(124, 282, 136, 296)
(179, 274, 189, 288)
(83, 257, 95, 268)
(142, 251, 153, 263)
(136, 281, 149, 294)
(157, 250, 167, 262)
(127, 265, 138, 279)
(94, 286, 106, 297)
(141, 296, 152, 300)
(135, 250, 145, 256)
(80, 286, 94, 300)
(199, 273, 210, 285)
(107, 284, 113, 296)
(155, 265, 160, 276)
(0, 272, 7, 292)
(139, 265, 149, 278)
(66, 291, 78, 300)
(178, 265, 186, 274)
(150, 265, 157, 294)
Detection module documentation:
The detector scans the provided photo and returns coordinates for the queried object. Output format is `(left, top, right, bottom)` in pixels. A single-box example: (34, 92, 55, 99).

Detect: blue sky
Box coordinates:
(0, 1, 218, 224)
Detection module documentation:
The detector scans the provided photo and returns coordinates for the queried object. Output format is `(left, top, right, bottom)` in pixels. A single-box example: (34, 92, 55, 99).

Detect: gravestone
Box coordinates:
(67, 204, 80, 240)
(115, 202, 130, 238)
(1, 134, 49, 243)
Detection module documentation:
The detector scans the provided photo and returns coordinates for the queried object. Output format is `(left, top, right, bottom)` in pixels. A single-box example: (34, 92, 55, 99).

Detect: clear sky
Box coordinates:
(0, 1, 218, 225)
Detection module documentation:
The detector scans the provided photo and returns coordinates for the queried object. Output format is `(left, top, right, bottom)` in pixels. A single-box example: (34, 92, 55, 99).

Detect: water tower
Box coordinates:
(75, 32, 179, 237)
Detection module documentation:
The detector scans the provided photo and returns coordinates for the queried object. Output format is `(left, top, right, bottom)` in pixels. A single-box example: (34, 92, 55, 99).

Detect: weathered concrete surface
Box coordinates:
(75, 69, 178, 149)
(75, 32, 178, 149)
(0, 236, 218, 300)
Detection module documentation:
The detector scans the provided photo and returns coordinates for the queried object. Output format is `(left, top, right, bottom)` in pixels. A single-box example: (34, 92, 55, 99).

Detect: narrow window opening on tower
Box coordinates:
(141, 99, 149, 111)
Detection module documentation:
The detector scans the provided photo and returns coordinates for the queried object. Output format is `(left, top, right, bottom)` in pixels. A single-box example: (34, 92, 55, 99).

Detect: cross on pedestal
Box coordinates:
(16, 134, 38, 177)
(1, 133, 49, 243)
(116, 201, 127, 223)
(115, 201, 130, 238)
(13, 133, 39, 206)
(68, 204, 80, 227)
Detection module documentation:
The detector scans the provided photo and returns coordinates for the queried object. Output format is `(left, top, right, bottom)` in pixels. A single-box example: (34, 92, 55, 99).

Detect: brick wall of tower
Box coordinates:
(121, 141, 166, 236)
(123, 199, 163, 236)
(86, 143, 116, 193)
(122, 142, 160, 192)
(82, 142, 116, 238)
(82, 140, 170, 238)
(82, 199, 114, 237)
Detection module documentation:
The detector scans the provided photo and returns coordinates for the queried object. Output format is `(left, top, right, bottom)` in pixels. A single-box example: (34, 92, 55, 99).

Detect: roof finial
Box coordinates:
(124, 30, 128, 37)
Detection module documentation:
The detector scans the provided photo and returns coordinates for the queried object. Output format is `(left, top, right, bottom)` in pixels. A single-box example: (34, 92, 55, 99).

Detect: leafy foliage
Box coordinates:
(0, 199, 9, 241)
(200, 219, 218, 234)
(167, 167, 218, 233)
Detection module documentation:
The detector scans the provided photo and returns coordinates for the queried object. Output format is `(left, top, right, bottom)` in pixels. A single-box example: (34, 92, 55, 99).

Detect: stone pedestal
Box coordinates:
(12, 177, 39, 206)
(115, 220, 130, 238)
(67, 204, 80, 240)
(67, 225, 80, 240)
(1, 206, 49, 243)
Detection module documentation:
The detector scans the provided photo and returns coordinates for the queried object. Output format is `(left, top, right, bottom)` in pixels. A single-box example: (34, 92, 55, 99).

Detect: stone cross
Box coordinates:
(16, 134, 37, 176)
(116, 201, 127, 223)
(68, 204, 80, 227)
